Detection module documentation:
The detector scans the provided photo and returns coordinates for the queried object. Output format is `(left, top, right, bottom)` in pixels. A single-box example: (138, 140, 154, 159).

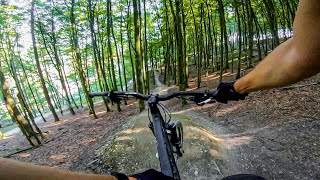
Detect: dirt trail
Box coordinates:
(74, 72, 236, 179)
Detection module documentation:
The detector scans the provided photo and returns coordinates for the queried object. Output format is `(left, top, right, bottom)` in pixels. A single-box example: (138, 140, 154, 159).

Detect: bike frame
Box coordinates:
(148, 95, 180, 179)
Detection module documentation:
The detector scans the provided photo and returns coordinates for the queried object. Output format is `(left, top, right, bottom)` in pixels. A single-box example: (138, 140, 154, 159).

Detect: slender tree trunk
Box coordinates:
(164, 1, 171, 84)
(126, 0, 136, 91)
(107, 0, 121, 112)
(174, 0, 187, 104)
(120, 6, 128, 92)
(181, 0, 188, 83)
(0, 70, 41, 145)
(217, 0, 229, 70)
(253, 12, 263, 60)
(217, 0, 224, 81)
(18, 57, 47, 122)
(87, 0, 110, 111)
(246, 0, 254, 68)
(70, 0, 97, 118)
(212, 14, 219, 71)
(40, 55, 63, 115)
(206, 2, 215, 72)
(61, 62, 79, 109)
(10, 59, 44, 138)
(143, 0, 150, 94)
(31, 0, 59, 121)
(133, 0, 145, 112)
(110, 14, 124, 93)
(50, 0, 75, 115)
(234, 0, 242, 79)
(263, 18, 268, 55)
(262, 0, 279, 46)
(169, 0, 186, 93)
(190, 0, 201, 88)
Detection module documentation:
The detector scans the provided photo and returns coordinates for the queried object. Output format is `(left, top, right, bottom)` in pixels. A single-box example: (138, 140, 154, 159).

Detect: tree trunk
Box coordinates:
(190, 0, 201, 88)
(217, 0, 224, 82)
(50, 0, 75, 115)
(133, 0, 145, 112)
(246, 0, 254, 68)
(107, 0, 121, 112)
(120, 6, 128, 92)
(143, 0, 150, 94)
(10, 59, 44, 138)
(70, 0, 97, 118)
(262, 0, 279, 46)
(0, 70, 41, 146)
(87, 0, 110, 111)
(18, 57, 47, 122)
(217, 0, 229, 70)
(31, 0, 59, 121)
(169, 0, 186, 93)
(126, 0, 136, 91)
(206, 2, 215, 72)
(234, 0, 242, 79)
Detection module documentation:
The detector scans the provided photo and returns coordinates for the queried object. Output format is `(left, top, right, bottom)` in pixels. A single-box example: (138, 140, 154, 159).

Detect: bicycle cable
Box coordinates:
(147, 107, 152, 123)
(158, 103, 172, 124)
(147, 102, 172, 124)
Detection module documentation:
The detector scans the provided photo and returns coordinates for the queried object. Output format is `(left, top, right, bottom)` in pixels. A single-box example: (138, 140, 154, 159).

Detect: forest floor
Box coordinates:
(0, 100, 137, 169)
(0, 68, 319, 180)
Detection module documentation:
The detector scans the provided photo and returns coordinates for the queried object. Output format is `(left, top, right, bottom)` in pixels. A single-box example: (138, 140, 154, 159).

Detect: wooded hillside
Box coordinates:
(0, 0, 297, 145)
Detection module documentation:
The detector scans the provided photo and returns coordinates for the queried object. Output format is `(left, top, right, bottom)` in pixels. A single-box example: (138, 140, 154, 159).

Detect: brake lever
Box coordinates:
(196, 98, 216, 106)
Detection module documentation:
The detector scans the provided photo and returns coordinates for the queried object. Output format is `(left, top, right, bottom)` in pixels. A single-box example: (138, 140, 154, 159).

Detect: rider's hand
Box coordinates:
(130, 169, 174, 180)
(216, 82, 248, 103)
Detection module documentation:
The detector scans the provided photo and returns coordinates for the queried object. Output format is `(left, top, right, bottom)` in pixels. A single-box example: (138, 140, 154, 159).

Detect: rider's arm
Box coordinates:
(234, 0, 320, 94)
(0, 157, 136, 180)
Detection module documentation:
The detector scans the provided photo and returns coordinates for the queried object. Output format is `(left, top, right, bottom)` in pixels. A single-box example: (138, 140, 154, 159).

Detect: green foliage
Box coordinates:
(0, 0, 297, 125)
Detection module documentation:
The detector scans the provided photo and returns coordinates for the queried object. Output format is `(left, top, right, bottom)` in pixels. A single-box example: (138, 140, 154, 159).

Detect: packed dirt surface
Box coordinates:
(0, 70, 319, 180)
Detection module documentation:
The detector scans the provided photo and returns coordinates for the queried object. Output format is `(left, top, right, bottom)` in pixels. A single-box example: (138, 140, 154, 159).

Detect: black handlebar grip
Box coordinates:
(88, 92, 109, 98)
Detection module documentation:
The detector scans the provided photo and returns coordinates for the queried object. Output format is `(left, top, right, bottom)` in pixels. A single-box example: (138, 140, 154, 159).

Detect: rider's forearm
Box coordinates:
(234, 0, 320, 94)
(0, 157, 136, 180)
(234, 38, 320, 94)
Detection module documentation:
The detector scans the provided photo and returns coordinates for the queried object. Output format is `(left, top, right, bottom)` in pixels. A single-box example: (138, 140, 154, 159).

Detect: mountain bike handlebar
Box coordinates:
(88, 90, 218, 105)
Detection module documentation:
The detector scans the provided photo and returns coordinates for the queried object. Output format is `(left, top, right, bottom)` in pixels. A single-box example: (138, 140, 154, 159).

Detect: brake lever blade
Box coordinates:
(196, 98, 216, 106)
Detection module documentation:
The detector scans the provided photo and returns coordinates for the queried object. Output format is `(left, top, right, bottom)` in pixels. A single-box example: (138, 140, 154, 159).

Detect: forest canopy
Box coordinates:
(0, 0, 297, 145)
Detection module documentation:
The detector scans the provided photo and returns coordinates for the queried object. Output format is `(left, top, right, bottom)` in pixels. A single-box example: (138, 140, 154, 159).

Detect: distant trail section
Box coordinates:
(152, 70, 167, 93)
